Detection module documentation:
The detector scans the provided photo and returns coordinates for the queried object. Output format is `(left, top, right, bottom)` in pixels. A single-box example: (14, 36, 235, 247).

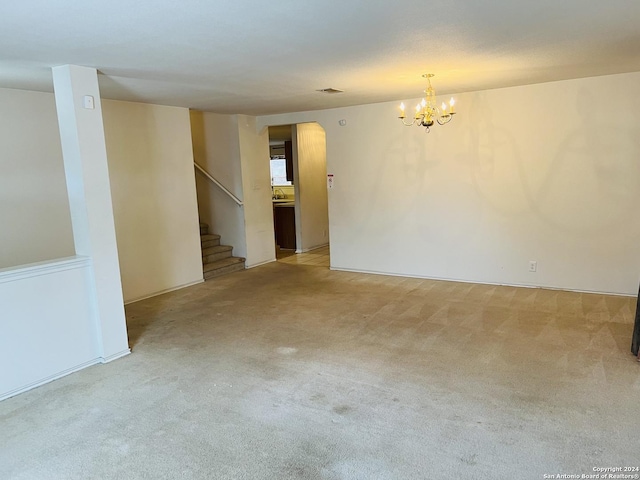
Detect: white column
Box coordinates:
(52, 65, 130, 362)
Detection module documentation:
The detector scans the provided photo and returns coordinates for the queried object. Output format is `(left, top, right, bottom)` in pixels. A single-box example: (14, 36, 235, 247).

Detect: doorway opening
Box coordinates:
(268, 123, 330, 267)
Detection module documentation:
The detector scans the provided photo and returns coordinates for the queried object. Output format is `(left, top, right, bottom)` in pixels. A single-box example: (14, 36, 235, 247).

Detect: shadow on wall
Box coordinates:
(463, 88, 640, 239)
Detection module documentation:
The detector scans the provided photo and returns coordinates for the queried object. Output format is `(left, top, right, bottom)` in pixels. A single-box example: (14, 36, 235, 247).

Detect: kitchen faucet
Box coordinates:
(272, 188, 286, 199)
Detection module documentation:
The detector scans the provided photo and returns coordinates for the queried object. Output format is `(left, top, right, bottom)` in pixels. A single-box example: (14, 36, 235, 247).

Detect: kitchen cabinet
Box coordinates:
(274, 204, 296, 249)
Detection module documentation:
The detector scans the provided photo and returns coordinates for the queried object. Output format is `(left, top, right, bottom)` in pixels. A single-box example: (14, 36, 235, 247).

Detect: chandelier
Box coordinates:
(398, 74, 456, 133)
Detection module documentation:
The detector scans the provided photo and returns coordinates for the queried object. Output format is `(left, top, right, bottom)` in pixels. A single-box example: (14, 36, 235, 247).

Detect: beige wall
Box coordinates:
(103, 100, 203, 303)
(1, 88, 203, 301)
(257, 72, 640, 295)
(238, 115, 276, 267)
(190, 111, 247, 258)
(4, 70, 639, 298)
(0, 87, 74, 268)
(190, 112, 275, 267)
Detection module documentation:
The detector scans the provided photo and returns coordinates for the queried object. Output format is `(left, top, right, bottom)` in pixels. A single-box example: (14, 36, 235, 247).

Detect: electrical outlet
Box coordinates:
(529, 260, 537, 273)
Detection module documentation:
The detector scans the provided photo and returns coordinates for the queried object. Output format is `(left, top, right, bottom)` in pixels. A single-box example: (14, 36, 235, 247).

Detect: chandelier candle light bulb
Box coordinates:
(398, 74, 457, 132)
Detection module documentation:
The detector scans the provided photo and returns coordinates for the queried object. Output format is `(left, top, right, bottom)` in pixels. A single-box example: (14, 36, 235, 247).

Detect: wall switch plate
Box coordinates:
(529, 260, 537, 272)
(83, 95, 95, 110)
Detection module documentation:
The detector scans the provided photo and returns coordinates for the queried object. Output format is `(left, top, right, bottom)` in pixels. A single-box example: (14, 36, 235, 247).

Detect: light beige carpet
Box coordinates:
(1, 263, 638, 479)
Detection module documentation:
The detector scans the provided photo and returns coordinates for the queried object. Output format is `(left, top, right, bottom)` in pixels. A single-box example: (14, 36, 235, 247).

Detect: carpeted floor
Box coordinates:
(1, 262, 639, 479)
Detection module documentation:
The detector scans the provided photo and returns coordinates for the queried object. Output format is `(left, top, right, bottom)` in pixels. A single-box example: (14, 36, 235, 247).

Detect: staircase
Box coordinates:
(200, 223, 245, 280)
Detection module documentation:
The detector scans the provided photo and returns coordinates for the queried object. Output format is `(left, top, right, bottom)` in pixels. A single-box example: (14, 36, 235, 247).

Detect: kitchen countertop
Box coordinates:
(273, 198, 295, 207)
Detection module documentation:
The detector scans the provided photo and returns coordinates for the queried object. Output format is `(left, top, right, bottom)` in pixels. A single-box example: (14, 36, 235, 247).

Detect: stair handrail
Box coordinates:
(194, 162, 243, 207)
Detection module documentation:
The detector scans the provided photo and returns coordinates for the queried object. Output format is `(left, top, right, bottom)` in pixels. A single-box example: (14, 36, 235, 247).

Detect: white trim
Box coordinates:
(101, 349, 131, 363)
(0, 256, 91, 284)
(295, 243, 329, 254)
(124, 279, 205, 305)
(1, 349, 132, 402)
(245, 258, 276, 269)
(0, 357, 102, 402)
(330, 267, 635, 298)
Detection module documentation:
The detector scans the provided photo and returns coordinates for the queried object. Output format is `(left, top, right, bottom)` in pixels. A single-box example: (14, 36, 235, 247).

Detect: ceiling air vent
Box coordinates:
(316, 88, 344, 94)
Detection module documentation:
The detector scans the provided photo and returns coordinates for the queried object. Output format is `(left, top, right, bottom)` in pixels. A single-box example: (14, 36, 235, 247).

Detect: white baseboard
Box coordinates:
(330, 266, 635, 297)
(295, 243, 329, 254)
(1, 349, 133, 402)
(124, 279, 205, 305)
(101, 349, 131, 363)
(0, 357, 102, 402)
(246, 258, 276, 269)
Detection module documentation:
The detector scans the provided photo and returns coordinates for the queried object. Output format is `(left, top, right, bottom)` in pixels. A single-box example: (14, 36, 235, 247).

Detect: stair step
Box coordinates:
(202, 245, 233, 263)
(199, 227, 241, 280)
(203, 256, 245, 280)
(202, 255, 244, 272)
(200, 234, 221, 248)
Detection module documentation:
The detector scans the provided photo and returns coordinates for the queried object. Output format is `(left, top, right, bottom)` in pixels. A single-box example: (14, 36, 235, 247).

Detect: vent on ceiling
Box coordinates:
(316, 88, 344, 94)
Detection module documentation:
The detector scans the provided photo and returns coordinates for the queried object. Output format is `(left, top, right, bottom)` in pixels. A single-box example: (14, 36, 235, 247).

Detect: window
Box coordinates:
(270, 157, 292, 186)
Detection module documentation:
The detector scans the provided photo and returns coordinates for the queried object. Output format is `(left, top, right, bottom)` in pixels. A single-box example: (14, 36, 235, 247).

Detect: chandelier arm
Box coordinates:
(399, 117, 419, 126)
(397, 73, 457, 131)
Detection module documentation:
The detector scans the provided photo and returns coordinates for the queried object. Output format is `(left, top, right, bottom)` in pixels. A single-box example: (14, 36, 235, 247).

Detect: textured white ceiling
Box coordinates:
(1, 1, 639, 115)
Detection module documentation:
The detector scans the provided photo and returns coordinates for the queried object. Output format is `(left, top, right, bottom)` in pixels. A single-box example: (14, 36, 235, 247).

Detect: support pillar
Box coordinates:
(52, 65, 129, 362)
